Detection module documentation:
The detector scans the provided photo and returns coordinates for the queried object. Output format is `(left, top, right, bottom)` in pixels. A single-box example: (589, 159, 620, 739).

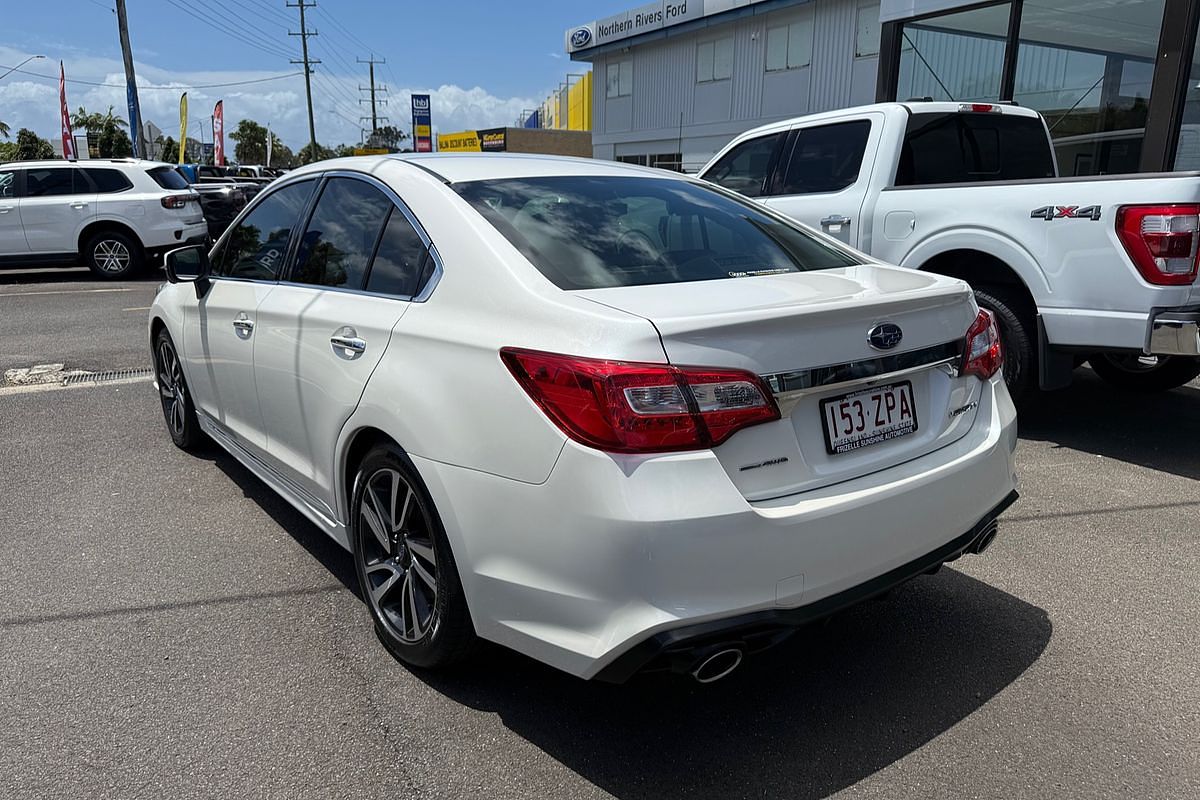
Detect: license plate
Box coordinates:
(820, 381, 918, 455)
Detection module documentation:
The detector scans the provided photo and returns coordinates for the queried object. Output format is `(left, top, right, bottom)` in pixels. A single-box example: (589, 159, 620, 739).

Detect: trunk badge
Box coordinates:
(868, 323, 903, 351)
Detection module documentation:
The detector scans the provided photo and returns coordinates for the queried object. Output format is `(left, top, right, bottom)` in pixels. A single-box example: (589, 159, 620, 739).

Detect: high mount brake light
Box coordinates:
(962, 309, 1003, 380)
(1116, 205, 1200, 286)
(500, 348, 781, 454)
(959, 103, 1000, 113)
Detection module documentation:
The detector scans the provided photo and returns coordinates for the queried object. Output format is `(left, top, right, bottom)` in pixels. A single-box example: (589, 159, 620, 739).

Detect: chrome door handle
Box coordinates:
(820, 215, 852, 227)
(232, 316, 254, 339)
(0, 207, 12, 214)
(70, 202, 89, 209)
(330, 326, 367, 360)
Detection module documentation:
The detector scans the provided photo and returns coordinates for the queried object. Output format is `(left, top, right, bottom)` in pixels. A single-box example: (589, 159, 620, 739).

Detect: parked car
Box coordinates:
(150, 154, 1018, 682)
(174, 166, 250, 238)
(0, 158, 207, 279)
(700, 102, 1200, 398)
(178, 163, 262, 201)
(229, 164, 277, 184)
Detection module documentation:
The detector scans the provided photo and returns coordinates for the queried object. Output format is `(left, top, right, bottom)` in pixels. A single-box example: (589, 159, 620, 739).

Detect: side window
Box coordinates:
(701, 133, 782, 197)
(214, 179, 316, 280)
(365, 208, 429, 297)
(0, 169, 15, 199)
(291, 177, 393, 289)
(25, 168, 80, 197)
(779, 120, 871, 195)
(82, 168, 133, 194)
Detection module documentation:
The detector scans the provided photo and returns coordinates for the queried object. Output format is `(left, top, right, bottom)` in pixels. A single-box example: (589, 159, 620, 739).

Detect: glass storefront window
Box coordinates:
(1015, 0, 1166, 175)
(897, 4, 1012, 102)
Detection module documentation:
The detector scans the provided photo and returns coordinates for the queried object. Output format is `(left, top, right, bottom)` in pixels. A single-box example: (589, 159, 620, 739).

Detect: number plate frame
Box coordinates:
(819, 381, 918, 455)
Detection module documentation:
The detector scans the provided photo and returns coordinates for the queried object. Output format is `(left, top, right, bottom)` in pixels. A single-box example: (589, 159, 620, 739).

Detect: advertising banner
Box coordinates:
(411, 94, 432, 153)
(213, 101, 225, 166)
(436, 131, 481, 152)
(59, 62, 76, 160)
(178, 92, 188, 165)
(478, 128, 507, 152)
(126, 79, 141, 160)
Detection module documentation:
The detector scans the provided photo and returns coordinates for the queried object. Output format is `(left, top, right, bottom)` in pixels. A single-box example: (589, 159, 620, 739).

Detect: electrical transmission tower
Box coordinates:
(288, 0, 320, 160)
(358, 55, 389, 141)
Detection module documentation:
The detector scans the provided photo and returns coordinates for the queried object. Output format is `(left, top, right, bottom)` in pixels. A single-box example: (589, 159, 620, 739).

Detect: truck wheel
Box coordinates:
(974, 286, 1035, 403)
(84, 230, 144, 280)
(1089, 354, 1200, 392)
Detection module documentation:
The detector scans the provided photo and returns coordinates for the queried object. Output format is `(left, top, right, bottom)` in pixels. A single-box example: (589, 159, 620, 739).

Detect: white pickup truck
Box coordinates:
(700, 101, 1200, 399)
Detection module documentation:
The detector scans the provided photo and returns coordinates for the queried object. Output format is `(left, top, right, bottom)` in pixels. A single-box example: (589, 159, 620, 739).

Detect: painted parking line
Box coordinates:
(0, 288, 136, 298)
(123, 306, 152, 312)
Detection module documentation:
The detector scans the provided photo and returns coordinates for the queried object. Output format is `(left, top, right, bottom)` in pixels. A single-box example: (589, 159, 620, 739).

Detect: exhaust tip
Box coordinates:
(971, 520, 999, 555)
(691, 647, 744, 683)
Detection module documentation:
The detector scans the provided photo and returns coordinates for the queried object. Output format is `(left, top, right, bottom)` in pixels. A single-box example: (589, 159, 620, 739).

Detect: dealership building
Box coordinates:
(566, 0, 1200, 175)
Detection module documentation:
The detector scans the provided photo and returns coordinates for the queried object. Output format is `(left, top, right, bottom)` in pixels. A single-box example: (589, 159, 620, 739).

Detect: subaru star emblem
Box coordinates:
(570, 27, 593, 48)
(867, 322, 903, 350)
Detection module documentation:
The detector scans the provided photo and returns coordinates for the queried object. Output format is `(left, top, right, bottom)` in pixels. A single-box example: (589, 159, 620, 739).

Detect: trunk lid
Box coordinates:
(578, 266, 985, 500)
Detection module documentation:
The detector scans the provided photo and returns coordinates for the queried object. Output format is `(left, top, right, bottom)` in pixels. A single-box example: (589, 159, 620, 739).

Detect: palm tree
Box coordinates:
(70, 105, 126, 135)
(0, 120, 10, 139)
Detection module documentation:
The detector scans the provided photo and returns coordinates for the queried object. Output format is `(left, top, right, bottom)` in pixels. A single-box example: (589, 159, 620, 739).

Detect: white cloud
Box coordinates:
(1, 43, 546, 153)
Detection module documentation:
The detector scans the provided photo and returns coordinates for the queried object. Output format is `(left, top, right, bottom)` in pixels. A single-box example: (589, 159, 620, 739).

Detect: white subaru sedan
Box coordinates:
(149, 154, 1018, 683)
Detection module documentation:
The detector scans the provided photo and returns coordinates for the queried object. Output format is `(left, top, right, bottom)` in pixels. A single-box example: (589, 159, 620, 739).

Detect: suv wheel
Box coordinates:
(351, 445, 477, 670)
(1090, 354, 1200, 392)
(85, 230, 144, 279)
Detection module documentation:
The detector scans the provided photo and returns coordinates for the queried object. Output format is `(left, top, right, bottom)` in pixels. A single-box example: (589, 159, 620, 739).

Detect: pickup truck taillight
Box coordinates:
(1116, 205, 1200, 286)
(160, 194, 192, 209)
(962, 309, 1003, 381)
(501, 348, 781, 453)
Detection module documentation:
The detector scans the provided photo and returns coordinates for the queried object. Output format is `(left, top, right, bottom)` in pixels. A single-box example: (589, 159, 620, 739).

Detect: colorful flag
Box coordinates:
(59, 62, 76, 160)
(178, 92, 188, 165)
(266, 124, 273, 167)
(213, 100, 225, 167)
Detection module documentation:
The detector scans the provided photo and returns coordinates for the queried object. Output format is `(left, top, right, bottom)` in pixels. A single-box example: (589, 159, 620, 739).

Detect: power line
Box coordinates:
(288, 0, 320, 158)
(163, 0, 296, 61)
(357, 55, 387, 134)
(0, 64, 303, 90)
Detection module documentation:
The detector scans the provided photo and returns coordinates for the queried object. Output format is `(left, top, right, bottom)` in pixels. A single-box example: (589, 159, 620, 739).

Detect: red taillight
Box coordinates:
(1116, 205, 1200, 286)
(161, 194, 191, 209)
(962, 309, 1003, 380)
(500, 348, 781, 454)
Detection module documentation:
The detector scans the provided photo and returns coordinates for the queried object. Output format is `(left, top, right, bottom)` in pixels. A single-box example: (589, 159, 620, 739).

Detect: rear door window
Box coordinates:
(455, 175, 859, 290)
(24, 168, 81, 197)
(213, 179, 316, 280)
(290, 177, 394, 290)
(147, 166, 190, 190)
(779, 120, 871, 194)
(83, 168, 133, 194)
(896, 112, 1056, 186)
(700, 132, 783, 197)
(365, 208, 429, 297)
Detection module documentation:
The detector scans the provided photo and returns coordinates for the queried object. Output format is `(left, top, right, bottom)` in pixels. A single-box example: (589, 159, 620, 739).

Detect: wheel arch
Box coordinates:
(78, 219, 145, 254)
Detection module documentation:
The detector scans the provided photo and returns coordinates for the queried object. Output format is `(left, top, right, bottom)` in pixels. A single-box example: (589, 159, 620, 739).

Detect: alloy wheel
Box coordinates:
(94, 239, 131, 273)
(359, 468, 440, 643)
(156, 339, 187, 437)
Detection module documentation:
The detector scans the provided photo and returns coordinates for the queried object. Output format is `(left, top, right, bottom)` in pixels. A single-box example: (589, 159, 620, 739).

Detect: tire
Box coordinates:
(1089, 353, 1200, 392)
(153, 328, 205, 451)
(973, 286, 1036, 404)
(84, 229, 144, 279)
(351, 445, 477, 670)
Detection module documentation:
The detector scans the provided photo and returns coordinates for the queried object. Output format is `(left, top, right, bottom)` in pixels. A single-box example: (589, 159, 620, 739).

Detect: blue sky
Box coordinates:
(1, 0, 633, 151)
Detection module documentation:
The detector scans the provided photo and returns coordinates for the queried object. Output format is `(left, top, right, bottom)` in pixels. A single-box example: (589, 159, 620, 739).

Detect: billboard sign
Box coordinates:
(436, 131, 481, 152)
(565, 1, 769, 53)
(411, 94, 433, 153)
(478, 128, 507, 152)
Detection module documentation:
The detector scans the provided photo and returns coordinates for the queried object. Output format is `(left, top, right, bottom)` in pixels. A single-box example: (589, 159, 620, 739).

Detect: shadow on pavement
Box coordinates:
(1020, 368, 1200, 480)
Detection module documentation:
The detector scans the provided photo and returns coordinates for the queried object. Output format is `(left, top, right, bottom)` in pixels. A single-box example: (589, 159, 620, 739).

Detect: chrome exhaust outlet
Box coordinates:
(969, 520, 999, 555)
(690, 647, 744, 683)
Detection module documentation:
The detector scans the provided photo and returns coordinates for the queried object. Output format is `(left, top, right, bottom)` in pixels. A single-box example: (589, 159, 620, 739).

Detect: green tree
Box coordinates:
(158, 136, 179, 163)
(297, 142, 334, 164)
(70, 106, 129, 158)
(332, 143, 357, 158)
(0, 120, 10, 139)
(370, 124, 408, 151)
(15, 128, 55, 160)
(0, 141, 18, 161)
(229, 119, 287, 165)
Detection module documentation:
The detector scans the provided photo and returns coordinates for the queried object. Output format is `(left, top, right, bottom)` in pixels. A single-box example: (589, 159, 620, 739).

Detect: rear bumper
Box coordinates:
(1148, 307, 1200, 356)
(415, 375, 1018, 681)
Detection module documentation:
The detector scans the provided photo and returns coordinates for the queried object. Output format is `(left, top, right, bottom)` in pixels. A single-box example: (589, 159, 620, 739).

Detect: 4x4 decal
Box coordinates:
(1031, 205, 1102, 221)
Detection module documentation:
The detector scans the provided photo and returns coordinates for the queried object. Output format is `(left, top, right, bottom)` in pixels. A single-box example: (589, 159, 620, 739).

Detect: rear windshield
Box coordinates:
(896, 112, 1056, 186)
(147, 166, 190, 190)
(454, 176, 859, 290)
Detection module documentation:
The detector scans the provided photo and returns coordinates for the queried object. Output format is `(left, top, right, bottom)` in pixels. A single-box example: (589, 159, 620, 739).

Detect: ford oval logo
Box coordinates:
(868, 323, 903, 351)
(570, 27, 593, 48)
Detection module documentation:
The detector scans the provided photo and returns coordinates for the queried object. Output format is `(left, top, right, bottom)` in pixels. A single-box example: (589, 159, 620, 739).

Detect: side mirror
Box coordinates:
(164, 244, 212, 298)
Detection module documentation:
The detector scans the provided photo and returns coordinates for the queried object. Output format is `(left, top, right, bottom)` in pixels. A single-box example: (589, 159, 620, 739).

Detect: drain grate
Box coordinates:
(61, 367, 155, 386)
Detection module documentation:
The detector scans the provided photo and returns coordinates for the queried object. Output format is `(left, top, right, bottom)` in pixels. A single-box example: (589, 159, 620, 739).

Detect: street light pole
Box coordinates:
(0, 54, 46, 82)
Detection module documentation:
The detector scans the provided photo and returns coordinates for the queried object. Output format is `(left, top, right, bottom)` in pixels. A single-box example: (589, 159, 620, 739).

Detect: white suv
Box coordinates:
(150, 155, 1018, 682)
(0, 158, 208, 279)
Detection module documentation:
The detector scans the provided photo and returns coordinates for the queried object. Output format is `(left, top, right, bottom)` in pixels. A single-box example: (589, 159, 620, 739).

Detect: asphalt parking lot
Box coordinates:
(1, 268, 1198, 799)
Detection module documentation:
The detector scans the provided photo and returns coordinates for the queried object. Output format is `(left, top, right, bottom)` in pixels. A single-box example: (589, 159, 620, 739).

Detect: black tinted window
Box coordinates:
(214, 180, 315, 279)
(25, 168, 79, 197)
(896, 112, 1056, 186)
(148, 166, 190, 190)
(780, 120, 871, 194)
(83, 168, 133, 194)
(292, 178, 393, 289)
(701, 133, 781, 197)
(455, 176, 859, 290)
(366, 209, 428, 297)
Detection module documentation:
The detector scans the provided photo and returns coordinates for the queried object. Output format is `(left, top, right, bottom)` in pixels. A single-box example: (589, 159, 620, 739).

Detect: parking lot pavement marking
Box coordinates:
(0, 375, 152, 397)
(122, 306, 152, 312)
(0, 287, 135, 298)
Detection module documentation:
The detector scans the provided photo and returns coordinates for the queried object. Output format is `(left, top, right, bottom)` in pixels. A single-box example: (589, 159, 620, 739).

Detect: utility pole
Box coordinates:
(288, 0, 320, 161)
(115, 0, 146, 158)
(358, 54, 388, 141)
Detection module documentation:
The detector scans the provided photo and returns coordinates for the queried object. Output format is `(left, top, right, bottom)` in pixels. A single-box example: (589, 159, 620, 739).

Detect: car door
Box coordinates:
(760, 115, 881, 247)
(0, 166, 28, 256)
(182, 178, 318, 456)
(254, 173, 429, 513)
(19, 166, 95, 254)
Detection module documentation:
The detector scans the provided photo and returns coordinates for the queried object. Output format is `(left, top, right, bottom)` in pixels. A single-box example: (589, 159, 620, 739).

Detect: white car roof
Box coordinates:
(728, 101, 1043, 142)
(284, 153, 678, 185)
(3, 158, 175, 169)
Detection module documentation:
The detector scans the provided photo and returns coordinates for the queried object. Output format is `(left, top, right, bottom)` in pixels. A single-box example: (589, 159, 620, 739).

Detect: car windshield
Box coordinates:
(454, 175, 859, 290)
